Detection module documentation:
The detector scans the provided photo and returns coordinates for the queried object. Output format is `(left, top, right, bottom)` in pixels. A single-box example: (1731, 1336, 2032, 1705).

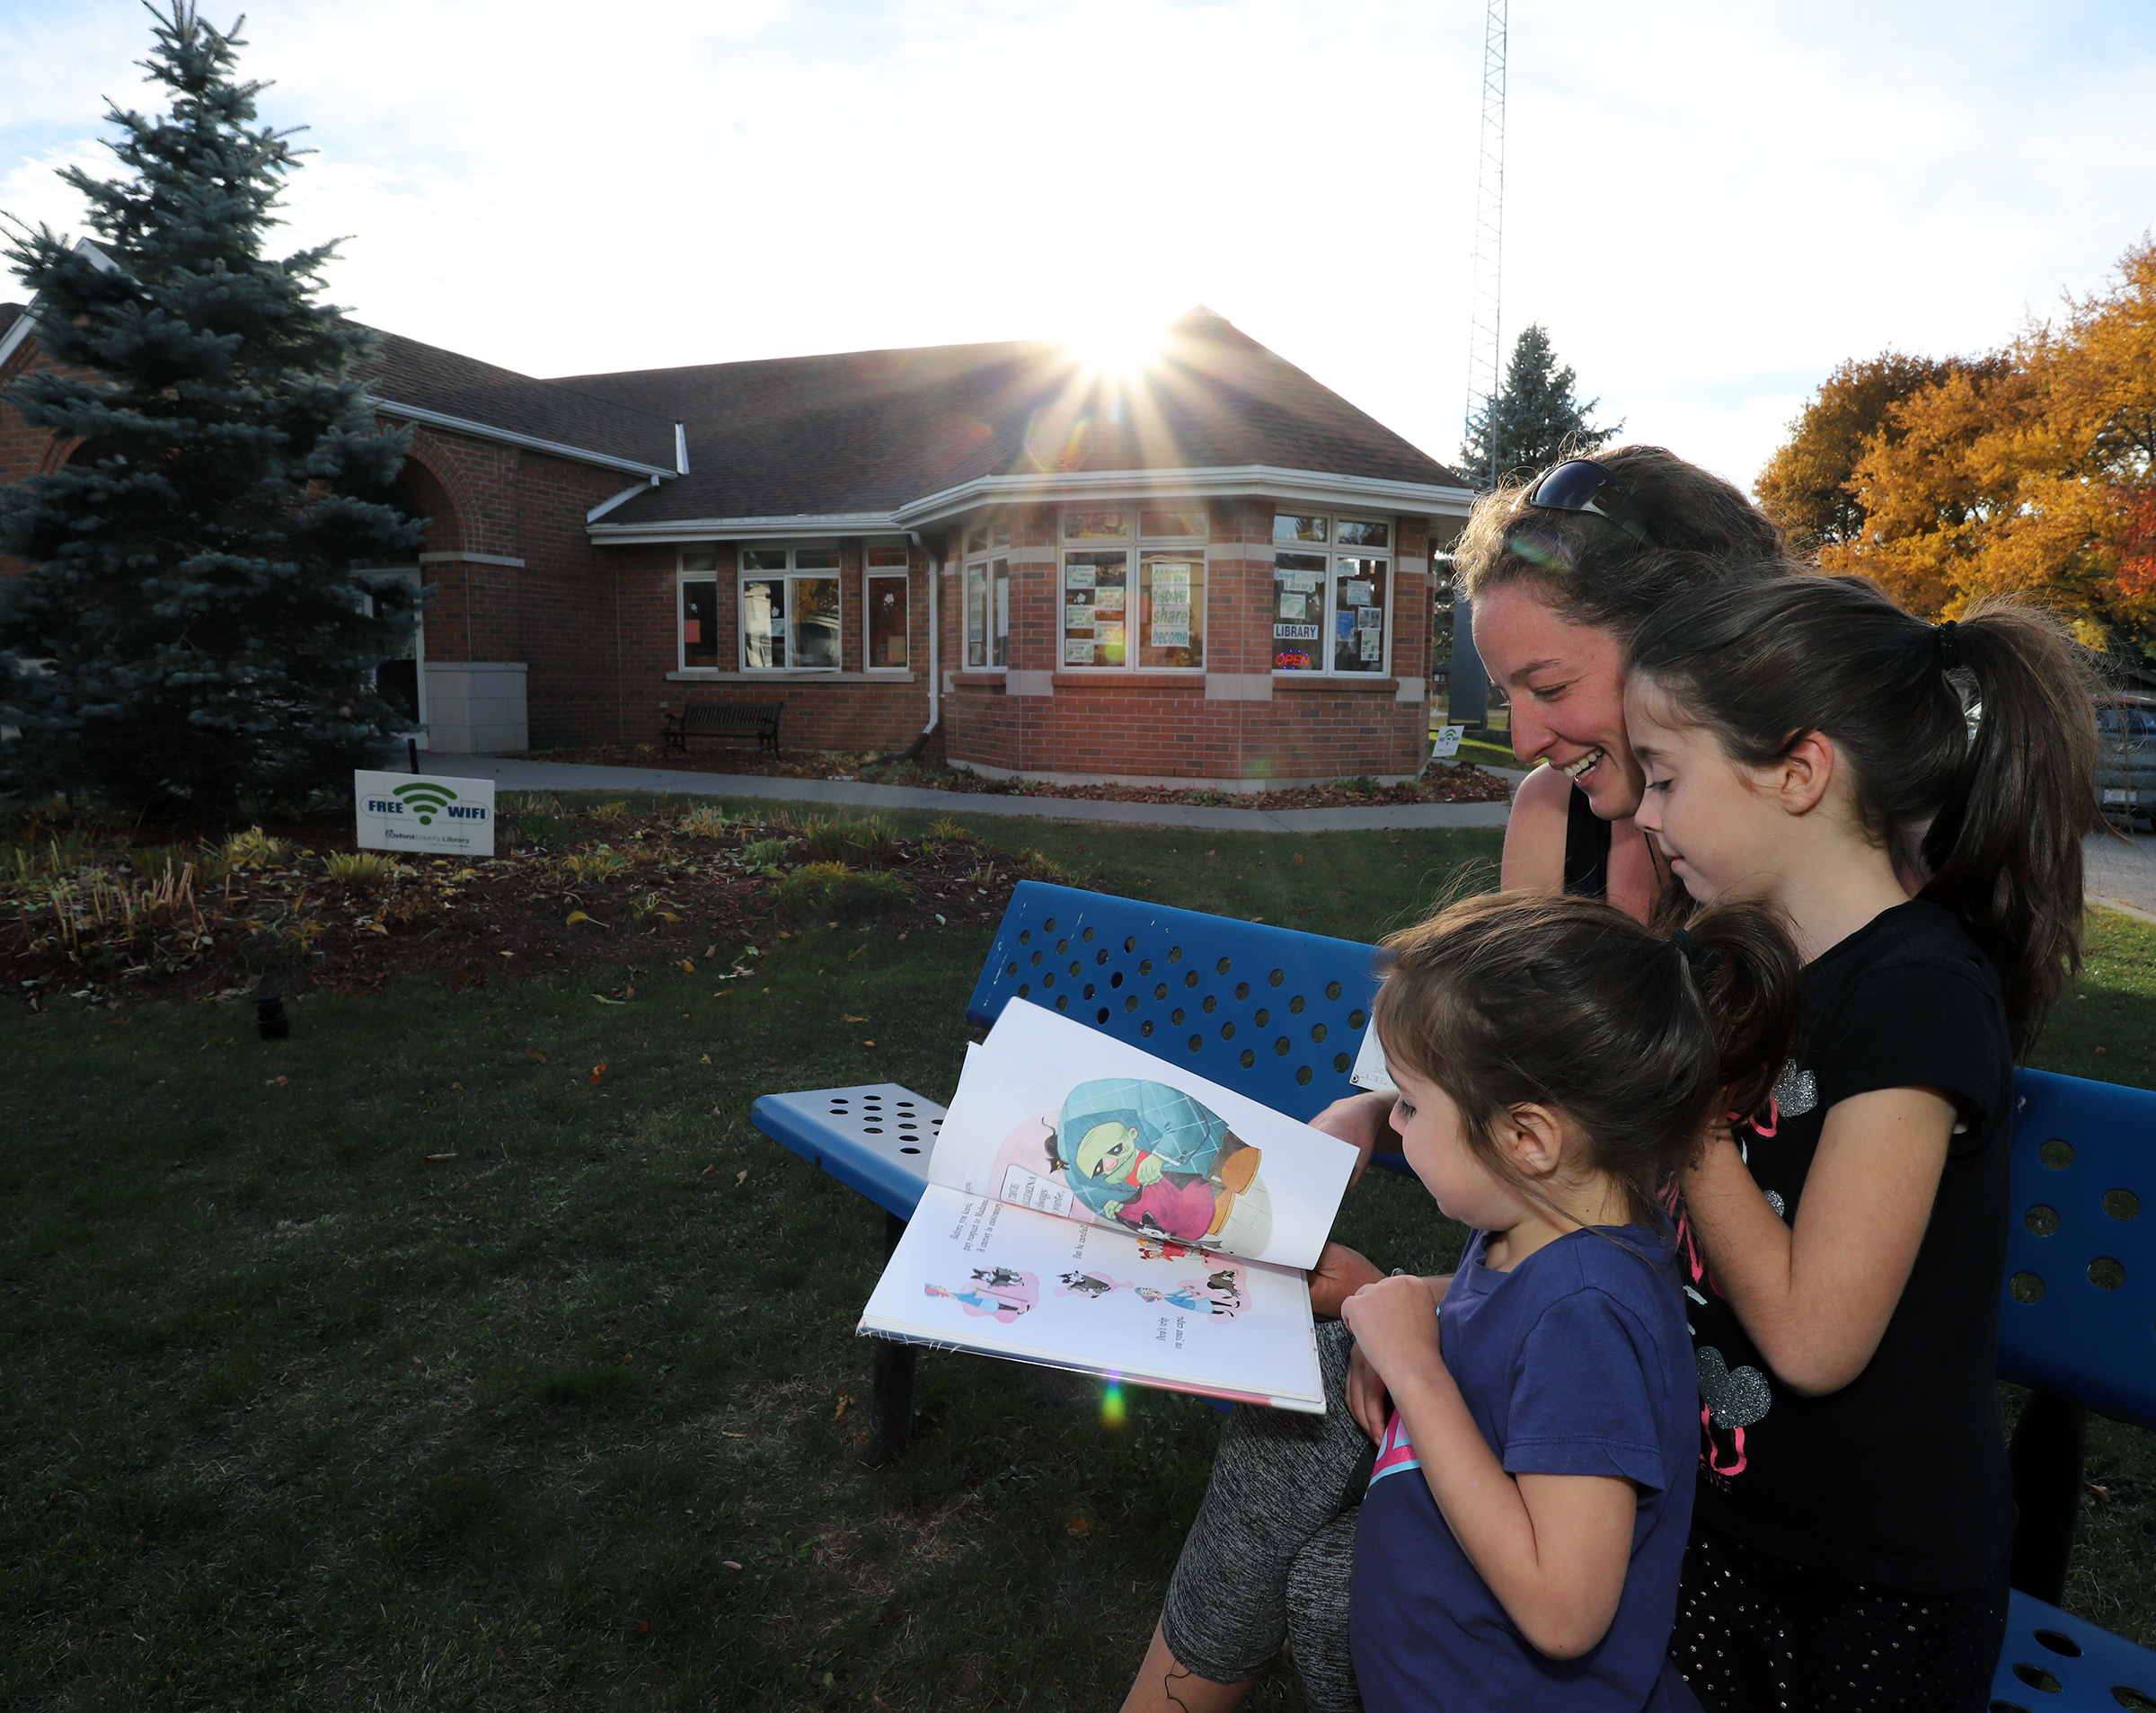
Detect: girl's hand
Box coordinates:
(1346, 1340, 1392, 1443)
(1308, 1090, 1397, 1188)
(1339, 1274, 1444, 1388)
(1307, 1242, 1387, 1320)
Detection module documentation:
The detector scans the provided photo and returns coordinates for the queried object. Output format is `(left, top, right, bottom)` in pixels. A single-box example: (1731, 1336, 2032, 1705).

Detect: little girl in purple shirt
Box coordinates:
(1340, 891, 1805, 1713)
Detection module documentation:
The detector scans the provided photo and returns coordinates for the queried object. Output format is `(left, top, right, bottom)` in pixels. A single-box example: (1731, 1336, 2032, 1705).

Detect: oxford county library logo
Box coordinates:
(354, 770, 497, 856)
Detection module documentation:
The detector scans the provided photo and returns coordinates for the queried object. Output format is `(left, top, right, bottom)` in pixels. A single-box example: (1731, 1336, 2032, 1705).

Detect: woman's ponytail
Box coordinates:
(1629, 573, 2099, 1057)
(1675, 901, 1807, 1130)
(1920, 601, 2098, 1053)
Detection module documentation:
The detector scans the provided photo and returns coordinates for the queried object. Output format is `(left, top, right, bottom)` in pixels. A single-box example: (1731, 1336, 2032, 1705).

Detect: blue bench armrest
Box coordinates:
(1991, 1587, 2156, 1710)
(749, 1082, 945, 1221)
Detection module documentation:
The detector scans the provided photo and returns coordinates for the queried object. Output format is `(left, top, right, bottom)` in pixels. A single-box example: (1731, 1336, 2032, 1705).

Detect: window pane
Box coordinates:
(791, 577, 840, 668)
(742, 548, 789, 572)
(866, 542, 910, 569)
(1275, 514, 1327, 545)
(966, 562, 988, 667)
(1139, 508, 1206, 539)
(794, 547, 839, 571)
(681, 550, 720, 575)
(1064, 551, 1129, 667)
(1139, 552, 1203, 669)
(1335, 518, 1390, 549)
(992, 521, 1012, 549)
(1333, 557, 1387, 674)
(1272, 552, 1327, 671)
(867, 575, 908, 668)
(742, 579, 784, 669)
(992, 558, 1011, 668)
(1065, 510, 1130, 540)
(682, 579, 719, 669)
(966, 524, 989, 555)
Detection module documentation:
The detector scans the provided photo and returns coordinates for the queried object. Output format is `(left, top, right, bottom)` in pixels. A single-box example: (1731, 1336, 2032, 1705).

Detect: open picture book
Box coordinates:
(857, 1000, 1365, 1412)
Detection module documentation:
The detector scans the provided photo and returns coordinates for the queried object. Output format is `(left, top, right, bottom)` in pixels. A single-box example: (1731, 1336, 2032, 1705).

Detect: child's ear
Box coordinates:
(1774, 731, 1838, 817)
(1498, 1104, 1566, 1179)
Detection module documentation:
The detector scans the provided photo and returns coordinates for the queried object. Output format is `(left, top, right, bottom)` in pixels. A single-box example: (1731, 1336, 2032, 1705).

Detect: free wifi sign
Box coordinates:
(355, 770, 497, 856)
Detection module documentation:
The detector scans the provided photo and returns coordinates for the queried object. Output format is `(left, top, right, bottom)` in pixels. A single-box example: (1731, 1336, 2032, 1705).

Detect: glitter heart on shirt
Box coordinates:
(1697, 1347, 1772, 1429)
(1770, 1061, 1817, 1119)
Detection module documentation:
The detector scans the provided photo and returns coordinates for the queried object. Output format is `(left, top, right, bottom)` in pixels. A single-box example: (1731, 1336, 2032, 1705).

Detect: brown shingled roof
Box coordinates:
(354, 327, 679, 473)
(0, 303, 24, 341)
(554, 307, 1464, 524)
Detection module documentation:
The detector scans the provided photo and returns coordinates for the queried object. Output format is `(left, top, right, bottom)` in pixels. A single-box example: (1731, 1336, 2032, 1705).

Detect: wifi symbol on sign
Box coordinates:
(393, 781, 459, 826)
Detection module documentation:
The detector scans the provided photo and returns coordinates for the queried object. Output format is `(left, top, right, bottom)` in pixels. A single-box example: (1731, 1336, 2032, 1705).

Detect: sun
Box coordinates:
(1065, 313, 1167, 376)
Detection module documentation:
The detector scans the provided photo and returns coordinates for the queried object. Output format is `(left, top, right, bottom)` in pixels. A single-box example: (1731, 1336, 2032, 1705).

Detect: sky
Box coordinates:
(3, 0, 2154, 492)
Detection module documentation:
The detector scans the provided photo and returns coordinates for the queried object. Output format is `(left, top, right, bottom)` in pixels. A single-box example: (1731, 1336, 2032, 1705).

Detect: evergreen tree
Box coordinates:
(1459, 324, 1621, 490)
(0, 4, 423, 820)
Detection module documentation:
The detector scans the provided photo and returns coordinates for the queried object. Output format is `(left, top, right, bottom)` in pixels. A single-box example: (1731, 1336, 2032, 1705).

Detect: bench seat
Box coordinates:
(661, 700, 783, 758)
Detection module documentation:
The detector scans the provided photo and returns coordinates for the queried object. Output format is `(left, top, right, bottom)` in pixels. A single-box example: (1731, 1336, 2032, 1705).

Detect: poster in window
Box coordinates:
(1097, 621, 1126, 649)
(1065, 639, 1096, 665)
(684, 620, 702, 642)
(1278, 570, 1321, 593)
(1153, 621, 1190, 649)
(1357, 605, 1383, 631)
(1093, 586, 1126, 614)
(1359, 630, 1383, 662)
(1336, 610, 1356, 640)
(1151, 562, 1193, 591)
(1065, 605, 1094, 629)
(1066, 565, 1097, 588)
(1341, 580, 1374, 607)
(1275, 622, 1321, 641)
(1277, 592, 1307, 621)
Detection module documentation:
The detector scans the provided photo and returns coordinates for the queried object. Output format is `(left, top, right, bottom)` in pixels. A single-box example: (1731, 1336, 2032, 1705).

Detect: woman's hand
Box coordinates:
(1346, 1340, 1392, 1443)
(1339, 1274, 1445, 1391)
(1306, 1242, 1386, 1320)
(1308, 1090, 1397, 1188)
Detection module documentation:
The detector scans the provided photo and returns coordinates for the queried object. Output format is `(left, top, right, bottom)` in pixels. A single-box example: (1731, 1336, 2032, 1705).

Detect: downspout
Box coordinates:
(868, 530, 941, 766)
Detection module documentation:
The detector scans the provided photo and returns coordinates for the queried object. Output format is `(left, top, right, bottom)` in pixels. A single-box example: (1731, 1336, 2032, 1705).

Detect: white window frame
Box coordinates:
(863, 541, 912, 672)
(1057, 504, 1207, 673)
(1269, 513, 1394, 677)
(676, 549, 721, 673)
(964, 554, 1011, 669)
(738, 543, 843, 673)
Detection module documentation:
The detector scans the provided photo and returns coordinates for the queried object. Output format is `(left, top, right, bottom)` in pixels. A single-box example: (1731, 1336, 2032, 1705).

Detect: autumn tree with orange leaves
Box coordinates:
(1758, 237, 2156, 657)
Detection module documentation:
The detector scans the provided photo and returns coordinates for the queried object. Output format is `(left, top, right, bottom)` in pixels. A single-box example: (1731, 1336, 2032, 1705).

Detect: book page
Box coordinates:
(927, 999, 1358, 1271)
(860, 1184, 1324, 1412)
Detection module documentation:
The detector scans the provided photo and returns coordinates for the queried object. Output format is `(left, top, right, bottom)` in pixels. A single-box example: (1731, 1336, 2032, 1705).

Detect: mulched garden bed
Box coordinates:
(2, 799, 1056, 1011)
(541, 743, 1515, 809)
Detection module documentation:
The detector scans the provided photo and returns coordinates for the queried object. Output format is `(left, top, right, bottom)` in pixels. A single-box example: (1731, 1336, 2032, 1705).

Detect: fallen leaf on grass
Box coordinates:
(846, 944, 865, 961)
(499, 949, 515, 958)
(565, 910, 602, 927)
(843, 1014, 867, 1023)
(591, 994, 625, 1005)
(450, 1082, 462, 1090)
(861, 1040, 876, 1047)
(702, 1164, 717, 1175)
(833, 1391, 854, 1421)
(527, 1049, 546, 1062)
(722, 1559, 743, 1568)
(421, 1152, 457, 1165)
(636, 1620, 649, 1636)
(735, 1170, 747, 1185)
(721, 1432, 747, 1440)
(700, 1053, 711, 1064)
(1065, 1511, 1092, 1539)
(264, 1075, 288, 1088)
(589, 1064, 609, 1085)
(676, 958, 694, 973)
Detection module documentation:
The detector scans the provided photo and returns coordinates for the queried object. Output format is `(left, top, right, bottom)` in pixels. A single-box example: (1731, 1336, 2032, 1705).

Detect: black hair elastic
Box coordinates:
(1935, 619, 1960, 671)
(1668, 928, 1714, 972)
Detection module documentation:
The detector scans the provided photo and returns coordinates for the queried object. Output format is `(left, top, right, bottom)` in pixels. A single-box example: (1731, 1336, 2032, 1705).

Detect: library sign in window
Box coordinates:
(741, 546, 840, 670)
(1061, 508, 1205, 670)
(965, 520, 1012, 669)
(679, 550, 720, 669)
(865, 541, 910, 669)
(1272, 514, 1391, 674)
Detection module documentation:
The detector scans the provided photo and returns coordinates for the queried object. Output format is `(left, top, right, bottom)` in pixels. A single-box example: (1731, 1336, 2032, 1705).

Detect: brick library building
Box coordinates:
(0, 301, 1473, 790)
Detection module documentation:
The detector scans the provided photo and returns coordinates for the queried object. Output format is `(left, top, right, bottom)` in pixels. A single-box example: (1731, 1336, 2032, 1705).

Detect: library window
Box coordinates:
(678, 550, 720, 670)
(740, 545, 840, 671)
(866, 547, 910, 670)
(1061, 507, 1204, 670)
(1271, 515, 1391, 675)
(965, 556, 1010, 668)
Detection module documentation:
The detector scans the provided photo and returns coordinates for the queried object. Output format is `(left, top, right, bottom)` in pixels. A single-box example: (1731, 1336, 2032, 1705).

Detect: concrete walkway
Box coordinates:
(423, 754, 2156, 917)
(426, 754, 1516, 834)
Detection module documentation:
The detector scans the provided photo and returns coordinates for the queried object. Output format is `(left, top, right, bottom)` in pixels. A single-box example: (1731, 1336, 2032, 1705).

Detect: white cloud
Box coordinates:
(4, 0, 2154, 490)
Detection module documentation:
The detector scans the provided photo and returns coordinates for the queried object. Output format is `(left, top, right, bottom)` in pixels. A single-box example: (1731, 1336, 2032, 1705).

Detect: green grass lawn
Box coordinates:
(4, 808, 2152, 1710)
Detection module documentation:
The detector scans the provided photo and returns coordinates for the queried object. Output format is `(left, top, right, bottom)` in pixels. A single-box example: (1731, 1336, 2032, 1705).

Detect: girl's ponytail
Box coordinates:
(1674, 901, 1807, 1126)
(1920, 602, 2098, 1053)
(1629, 574, 2099, 1056)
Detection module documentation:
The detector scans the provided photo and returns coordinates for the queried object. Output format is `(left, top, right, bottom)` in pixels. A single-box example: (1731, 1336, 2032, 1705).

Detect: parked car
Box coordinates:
(2096, 693, 2156, 828)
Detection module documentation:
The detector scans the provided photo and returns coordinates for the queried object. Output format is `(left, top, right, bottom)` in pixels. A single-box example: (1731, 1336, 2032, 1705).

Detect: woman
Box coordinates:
(1119, 446, 1785, 1713)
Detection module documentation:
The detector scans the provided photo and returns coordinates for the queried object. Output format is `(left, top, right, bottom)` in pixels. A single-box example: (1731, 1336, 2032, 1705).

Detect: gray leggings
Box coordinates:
(1160, 1321, 1370, 1711)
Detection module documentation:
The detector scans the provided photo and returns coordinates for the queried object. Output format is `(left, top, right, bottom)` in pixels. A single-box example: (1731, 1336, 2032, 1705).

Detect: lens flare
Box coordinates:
(1100, 1378, 1127, 1429)
(1066, 315, 1166, 376)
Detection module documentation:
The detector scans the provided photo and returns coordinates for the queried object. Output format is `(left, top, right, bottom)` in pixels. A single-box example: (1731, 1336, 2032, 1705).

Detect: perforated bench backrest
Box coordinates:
(1998, 1067, 2156, 1430)
(965, 881, 1383, 1124)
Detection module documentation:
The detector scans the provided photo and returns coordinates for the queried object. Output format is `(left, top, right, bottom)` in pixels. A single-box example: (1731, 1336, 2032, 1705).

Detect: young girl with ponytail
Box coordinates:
(1338, 890, 1803, 1713)
(1623, 576, 2099, 1713)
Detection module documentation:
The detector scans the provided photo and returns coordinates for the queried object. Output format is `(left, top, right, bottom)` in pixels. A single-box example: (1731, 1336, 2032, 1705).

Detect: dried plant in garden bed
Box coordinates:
(0, 798, 1076, 1011)
(539, 743, 1515, 808)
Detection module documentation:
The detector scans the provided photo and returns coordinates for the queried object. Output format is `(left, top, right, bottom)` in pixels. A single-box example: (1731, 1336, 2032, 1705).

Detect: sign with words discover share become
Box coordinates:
(354, 771, 496, 857)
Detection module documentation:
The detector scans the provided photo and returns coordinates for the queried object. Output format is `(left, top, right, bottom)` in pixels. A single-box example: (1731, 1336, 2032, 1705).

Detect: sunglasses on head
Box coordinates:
(1520, 459, 1659, 548)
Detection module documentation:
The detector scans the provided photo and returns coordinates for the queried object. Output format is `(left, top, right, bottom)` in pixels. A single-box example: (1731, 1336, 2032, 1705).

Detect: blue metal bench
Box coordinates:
(748, 881, 2156, 1704)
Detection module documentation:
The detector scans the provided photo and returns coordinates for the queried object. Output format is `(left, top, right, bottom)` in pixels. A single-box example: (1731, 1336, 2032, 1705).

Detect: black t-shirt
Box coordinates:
(1683, 899, 2015, 1594)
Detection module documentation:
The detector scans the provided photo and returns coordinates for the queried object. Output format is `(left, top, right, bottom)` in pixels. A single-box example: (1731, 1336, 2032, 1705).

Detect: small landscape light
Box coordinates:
(256, 992, 290, 1040)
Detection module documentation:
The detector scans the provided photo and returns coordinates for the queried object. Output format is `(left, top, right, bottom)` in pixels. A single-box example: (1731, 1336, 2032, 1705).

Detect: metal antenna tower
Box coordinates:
(1464, 0, 1507, 490)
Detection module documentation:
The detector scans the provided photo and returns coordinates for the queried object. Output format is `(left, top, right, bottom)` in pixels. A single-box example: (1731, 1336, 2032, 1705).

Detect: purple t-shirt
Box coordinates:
(1349, 1226, 1702, 1713)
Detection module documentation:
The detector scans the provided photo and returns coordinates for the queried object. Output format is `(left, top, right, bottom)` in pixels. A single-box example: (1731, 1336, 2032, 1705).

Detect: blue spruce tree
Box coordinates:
(0, 4, 423, 819)
(1459, 323, 1621, 490)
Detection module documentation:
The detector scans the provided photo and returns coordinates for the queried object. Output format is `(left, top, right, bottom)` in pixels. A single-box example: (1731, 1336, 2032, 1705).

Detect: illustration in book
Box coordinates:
(923, 1267, 1039, 1322)
(991, 1077, 1273, 1253)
